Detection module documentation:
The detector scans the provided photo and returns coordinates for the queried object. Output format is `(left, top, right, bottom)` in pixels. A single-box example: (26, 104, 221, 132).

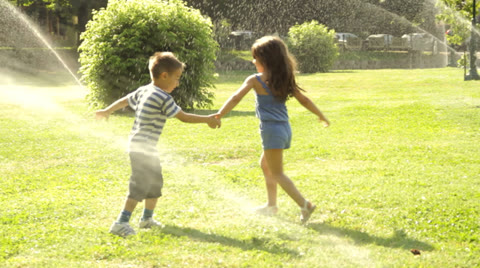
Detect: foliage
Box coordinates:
(11, 0, 441, 48)
(9, 0, 105, 11)
(10, 0, 72, 15)
(78, 0, 218, 109)
(213, 19, 233, 49)
(8, 0, 108, 40)
(287, 21, 338, 73)
(436, 0, 479, 45)
(458, 52, 469, 67)
(184, 0, 437, 38)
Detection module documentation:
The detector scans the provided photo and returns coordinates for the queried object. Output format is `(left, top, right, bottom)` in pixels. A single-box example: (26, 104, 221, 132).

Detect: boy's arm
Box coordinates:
(95, 96, 129, 120)
(216, 76, 254, 118)
(293, 90, 330, 127)
(175, 111, 221, 129)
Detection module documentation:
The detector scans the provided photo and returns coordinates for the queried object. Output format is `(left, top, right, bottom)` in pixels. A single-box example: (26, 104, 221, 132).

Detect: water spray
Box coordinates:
(1, 1, 84, 87)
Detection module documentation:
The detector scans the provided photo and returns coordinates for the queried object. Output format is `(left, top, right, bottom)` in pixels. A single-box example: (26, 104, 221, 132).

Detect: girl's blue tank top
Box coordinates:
(255, 74, 289, 122)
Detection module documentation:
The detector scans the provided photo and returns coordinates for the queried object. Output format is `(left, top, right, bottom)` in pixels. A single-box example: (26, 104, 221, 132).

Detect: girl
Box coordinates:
(216, 36, 330, 223)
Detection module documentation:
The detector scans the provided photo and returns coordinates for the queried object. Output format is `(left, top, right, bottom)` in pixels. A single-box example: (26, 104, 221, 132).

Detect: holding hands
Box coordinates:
(207, 114, 221, 129)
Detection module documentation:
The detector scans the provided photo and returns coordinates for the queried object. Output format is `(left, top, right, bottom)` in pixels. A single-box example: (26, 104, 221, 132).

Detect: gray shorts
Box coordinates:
(128, 152, 163, 201)
(260, 121, 292, 150)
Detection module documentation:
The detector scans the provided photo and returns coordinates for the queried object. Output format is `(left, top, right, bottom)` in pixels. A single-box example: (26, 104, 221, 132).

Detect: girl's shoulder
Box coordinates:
(245, 73, 261, 84)
(247, 73, 269, 95)
(246, 73, 267, 83)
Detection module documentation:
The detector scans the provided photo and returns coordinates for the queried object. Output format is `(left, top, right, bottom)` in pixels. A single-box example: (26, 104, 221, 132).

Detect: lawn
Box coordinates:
(1, 67, 479, 267)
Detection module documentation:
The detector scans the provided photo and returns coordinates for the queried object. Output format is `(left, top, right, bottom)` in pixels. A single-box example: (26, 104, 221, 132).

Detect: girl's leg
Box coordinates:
(260, 152, 278, 207)
(263, 149, 306, 207)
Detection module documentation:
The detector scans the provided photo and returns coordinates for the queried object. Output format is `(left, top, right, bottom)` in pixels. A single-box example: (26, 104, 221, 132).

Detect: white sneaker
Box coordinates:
(109, 222, 136, 237)
(254, 204, 278, 216)
(139, 218, 164, 229)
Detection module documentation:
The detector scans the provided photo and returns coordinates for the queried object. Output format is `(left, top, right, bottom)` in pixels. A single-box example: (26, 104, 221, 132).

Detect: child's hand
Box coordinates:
(95, 110, 110, 121)
(207, 114, 221, 129)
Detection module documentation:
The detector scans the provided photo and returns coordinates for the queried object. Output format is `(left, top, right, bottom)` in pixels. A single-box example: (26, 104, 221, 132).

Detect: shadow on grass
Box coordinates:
(160, 224, 300, 256)
(308, 223, 434, 252)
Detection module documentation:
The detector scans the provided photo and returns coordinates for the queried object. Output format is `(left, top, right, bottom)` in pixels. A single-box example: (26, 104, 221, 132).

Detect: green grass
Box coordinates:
(1, 68, 479, 267)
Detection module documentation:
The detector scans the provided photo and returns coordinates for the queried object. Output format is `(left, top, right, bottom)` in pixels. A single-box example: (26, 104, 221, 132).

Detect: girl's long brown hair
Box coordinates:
(251, 36, 303, 102)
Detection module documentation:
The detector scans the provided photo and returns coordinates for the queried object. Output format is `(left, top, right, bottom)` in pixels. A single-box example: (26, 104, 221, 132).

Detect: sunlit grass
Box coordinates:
(1, 68, 479, 267)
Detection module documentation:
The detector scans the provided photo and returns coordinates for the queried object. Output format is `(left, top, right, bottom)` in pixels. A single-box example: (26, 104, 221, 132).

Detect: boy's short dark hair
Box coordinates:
(149, 52, 185, 79)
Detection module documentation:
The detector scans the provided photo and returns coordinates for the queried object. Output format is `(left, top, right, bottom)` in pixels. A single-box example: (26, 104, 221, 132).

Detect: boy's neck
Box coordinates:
(152, 80, 165, 90)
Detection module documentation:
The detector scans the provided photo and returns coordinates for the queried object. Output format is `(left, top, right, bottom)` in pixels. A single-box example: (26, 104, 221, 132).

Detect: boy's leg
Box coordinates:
(109, 152, 147, 237)
(139, 197, 163, 228)
(116, 197, 139, 223)
(138, 159, 163, 228)
(141, 198, 158, 220)
(110, 197, 138, 237)
(125, 197, 139, 212)
(145, 198, 158, 210)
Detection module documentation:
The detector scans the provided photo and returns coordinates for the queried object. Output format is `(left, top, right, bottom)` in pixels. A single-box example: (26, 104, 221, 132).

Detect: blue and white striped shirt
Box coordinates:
(127, 83, 181, 155)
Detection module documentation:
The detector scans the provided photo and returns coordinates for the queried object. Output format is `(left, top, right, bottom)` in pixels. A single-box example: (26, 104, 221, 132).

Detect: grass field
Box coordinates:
(1, 68, 479, 267)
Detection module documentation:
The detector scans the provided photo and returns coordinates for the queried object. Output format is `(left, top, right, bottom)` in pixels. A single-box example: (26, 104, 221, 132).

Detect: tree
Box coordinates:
(185, 0, 438, 40)
(79, 0, 218, 110)
(436, 0, 479, 46)
(288, 21, 338, 73)
(8, 0, 107, 44)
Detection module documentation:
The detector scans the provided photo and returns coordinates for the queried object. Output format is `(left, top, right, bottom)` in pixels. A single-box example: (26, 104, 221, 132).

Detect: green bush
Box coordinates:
(287, 21, 338, 73)
(78, 0, 218, 109)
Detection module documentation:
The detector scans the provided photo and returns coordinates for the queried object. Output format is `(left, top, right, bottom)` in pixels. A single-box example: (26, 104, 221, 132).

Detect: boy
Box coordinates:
(96, 52, 220, 237)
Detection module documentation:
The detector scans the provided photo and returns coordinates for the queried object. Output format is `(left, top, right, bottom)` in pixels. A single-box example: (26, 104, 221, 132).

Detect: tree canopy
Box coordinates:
(8, 0, 108, 36)
(436, 0, 480, 45)
(185, 0, 439, 38)
(9, 0, 478, 46)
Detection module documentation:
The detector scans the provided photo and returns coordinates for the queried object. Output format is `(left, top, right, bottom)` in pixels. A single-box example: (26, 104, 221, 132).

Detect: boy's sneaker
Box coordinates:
(109, 222, 136, 237)
(254, 204, 278, 216)
(139, 218, 164, 229)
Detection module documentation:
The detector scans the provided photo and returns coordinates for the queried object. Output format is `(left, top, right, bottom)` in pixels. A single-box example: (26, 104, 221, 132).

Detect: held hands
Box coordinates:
(207, 114, 221, 129)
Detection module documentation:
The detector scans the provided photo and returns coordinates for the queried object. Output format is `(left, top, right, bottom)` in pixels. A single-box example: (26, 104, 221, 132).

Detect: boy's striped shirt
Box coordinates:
(126, 83, 181, 155)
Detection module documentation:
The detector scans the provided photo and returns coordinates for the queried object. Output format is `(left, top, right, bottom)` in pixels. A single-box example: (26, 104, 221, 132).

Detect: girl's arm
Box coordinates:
(216, 76, 255, 118)
(95, 96, 129, 120)
(175, 111, 221, 129)
(293, 90, 330, 127)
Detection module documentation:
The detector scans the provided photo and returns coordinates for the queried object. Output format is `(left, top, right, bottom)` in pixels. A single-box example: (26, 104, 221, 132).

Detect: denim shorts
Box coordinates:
(260, 121, 292, 150)
(128, 152, 163, 201)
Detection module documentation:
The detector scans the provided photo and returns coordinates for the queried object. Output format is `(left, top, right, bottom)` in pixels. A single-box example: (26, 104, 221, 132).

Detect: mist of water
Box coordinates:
(1, 0, 83, 87)
(431, 0, 480, 37)
(363, 1, 450, 52)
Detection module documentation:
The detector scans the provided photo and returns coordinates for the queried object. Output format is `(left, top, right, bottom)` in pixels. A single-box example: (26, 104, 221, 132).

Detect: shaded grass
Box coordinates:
(1, 68, 479, 267)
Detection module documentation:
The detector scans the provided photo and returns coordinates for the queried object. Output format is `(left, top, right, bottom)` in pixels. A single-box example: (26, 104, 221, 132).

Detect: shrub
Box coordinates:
(287, 21, 338, 73)
(78, 0, 218, 109)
